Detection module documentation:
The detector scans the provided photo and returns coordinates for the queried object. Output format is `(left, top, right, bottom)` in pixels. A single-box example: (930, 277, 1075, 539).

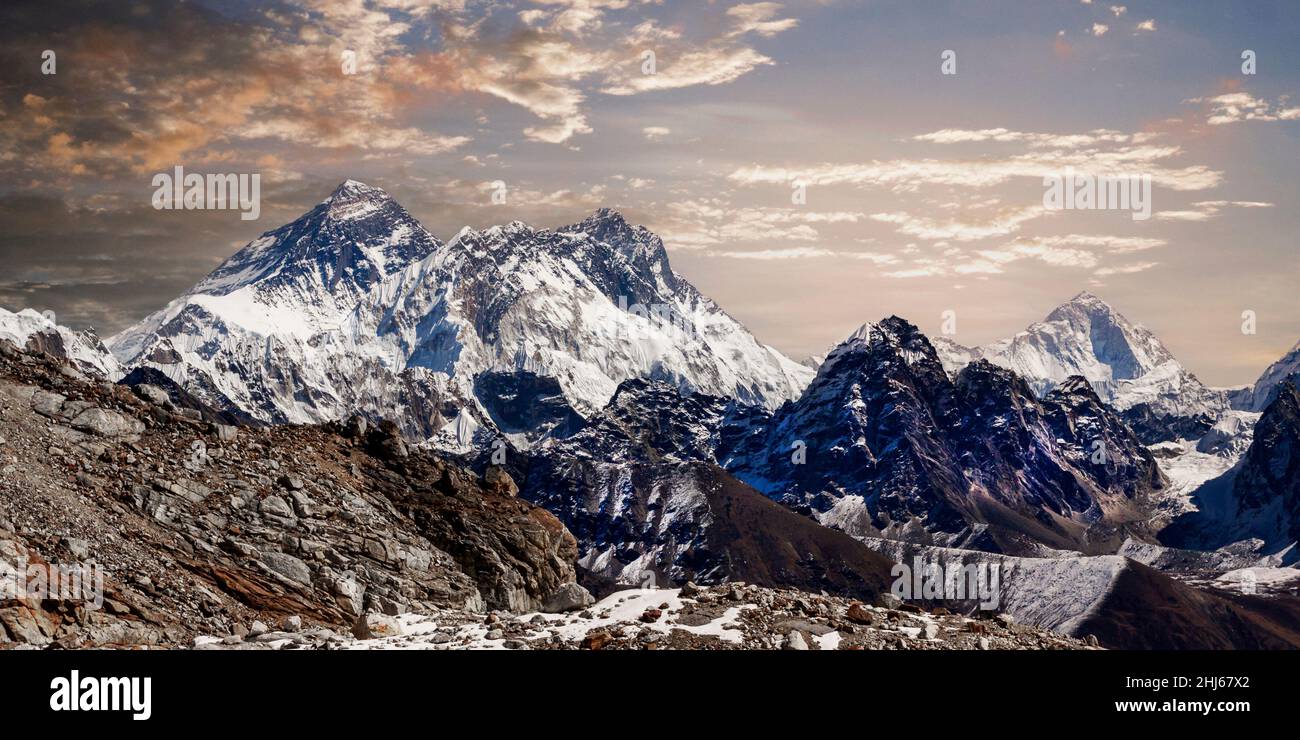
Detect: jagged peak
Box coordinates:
(1047, 375, 1105, 405)
(582, 207, 628, 226)
(846, 322, 878, 343)
(566, 208, 644, 245)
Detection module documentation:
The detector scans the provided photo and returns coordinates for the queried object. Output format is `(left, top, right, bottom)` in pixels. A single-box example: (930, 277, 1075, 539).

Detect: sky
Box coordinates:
(0, 0, 1297, 386)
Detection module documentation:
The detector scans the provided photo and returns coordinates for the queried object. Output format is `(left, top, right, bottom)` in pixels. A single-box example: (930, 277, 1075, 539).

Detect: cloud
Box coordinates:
(726, 3, 800, 38)
(913, 127, 1153, 148)
(1154, 200, 1274, 221)
(875, 232, 1167, 280)
(729, 144, 1221, 192)
(602, 46, 777, 95)
(869, 205, 1049, 242)
(1136, 19, 1156, 32)
(1094, 261, 1158, 276)
(662, 200, 867, 248)
(1186, 92, 1300, 125)
(977, 243, 1099, 269)
(0, 0, 475, 181)
(1109, 6, 1127, 17)
(601, 3, 796, 95)
(642, 126, 672, 141)
(1091, 23, 1109, 36)
(696, 246, 898, 263)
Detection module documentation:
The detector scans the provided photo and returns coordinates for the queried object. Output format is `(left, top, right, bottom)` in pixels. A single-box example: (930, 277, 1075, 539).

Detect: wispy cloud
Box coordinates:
(1187, 92, 1300, 125)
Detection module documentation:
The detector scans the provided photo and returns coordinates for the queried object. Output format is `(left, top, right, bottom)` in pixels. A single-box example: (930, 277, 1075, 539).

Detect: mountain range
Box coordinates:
(108, 181, 810, 451)
(4, 180, 1299, 649)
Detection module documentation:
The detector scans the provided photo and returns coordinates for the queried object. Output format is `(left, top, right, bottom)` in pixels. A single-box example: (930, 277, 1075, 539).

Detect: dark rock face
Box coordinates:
(518, 380, 893, 601)
(473, 370, 585, 442)
(0, 339, 584, 646)
(1119, 403, 1215, 444)
(517, 318, 1169, 576)
(1231, 383, 1300, 532)
(118, 366, 258, 426)
(725, 319, 1166, 554)
(1075, 560, 1300, 650)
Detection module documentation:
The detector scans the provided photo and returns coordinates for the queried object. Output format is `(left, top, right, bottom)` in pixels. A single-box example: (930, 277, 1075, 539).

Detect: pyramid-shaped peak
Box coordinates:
(1046, 290, 1122, 322)
(1068, 290, 1109, 306)
(327, 179, 392, 203)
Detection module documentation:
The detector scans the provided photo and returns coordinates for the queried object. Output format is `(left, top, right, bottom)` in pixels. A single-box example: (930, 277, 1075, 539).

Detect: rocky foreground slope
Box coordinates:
(0, 337, 589, 647)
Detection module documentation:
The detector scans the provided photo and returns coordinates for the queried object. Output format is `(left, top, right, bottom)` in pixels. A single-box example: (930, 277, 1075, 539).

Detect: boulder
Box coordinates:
(541, 583, 595, 613)
(133, 384, 171, 407)
(352, 612, 402, 640)
(259, 495, 294, 520)
(783, 630, 809, 650)
(69, 408, 144, 437)
(261, 552, 312, 586)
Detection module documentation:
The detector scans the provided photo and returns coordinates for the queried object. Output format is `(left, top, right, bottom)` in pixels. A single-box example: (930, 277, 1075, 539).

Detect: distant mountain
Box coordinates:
(936, 292, 1227, 442)
(1238, 340, 1300, 412)
(0, 306, 122, 379)
(725, 317, 1167, 555)
(109, 181, 811, 446)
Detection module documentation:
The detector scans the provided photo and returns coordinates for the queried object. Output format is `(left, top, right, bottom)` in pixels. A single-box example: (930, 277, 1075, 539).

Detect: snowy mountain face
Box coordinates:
(1240, 341, 1300, 412)
(0, 307, 122, 379)
(1161, 382, 1300, 560)
(109, 182, 811, 445)
(940, 292, 1227, 441)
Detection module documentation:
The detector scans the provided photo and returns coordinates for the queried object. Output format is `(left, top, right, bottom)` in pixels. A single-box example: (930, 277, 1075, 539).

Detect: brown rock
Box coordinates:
(845, 602, 874, 624)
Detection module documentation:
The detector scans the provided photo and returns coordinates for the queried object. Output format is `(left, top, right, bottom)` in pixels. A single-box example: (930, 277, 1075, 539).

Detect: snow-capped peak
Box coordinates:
(948, 292, 1224, 421)
(109, 181, 813, 443)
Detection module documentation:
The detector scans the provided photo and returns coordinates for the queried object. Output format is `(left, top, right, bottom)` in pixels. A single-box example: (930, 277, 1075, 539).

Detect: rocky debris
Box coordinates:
(0, 339, 583, 647)
(197, 583, 1097, 651)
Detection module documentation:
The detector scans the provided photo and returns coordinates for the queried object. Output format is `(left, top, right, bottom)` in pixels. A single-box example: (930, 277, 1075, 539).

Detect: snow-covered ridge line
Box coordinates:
(106, 180, 813, 445)
(0, 307, 123, 380)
